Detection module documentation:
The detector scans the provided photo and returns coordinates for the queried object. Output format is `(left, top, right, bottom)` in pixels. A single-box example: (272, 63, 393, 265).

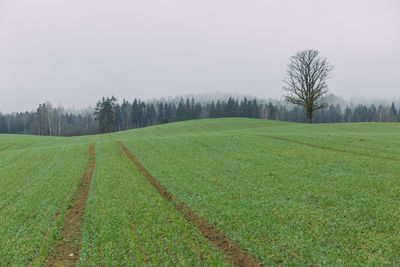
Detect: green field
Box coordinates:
(1, 118, 399, 266)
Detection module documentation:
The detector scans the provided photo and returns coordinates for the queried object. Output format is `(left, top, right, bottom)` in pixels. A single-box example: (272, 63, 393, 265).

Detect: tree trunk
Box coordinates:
(306, 109, 313, 123)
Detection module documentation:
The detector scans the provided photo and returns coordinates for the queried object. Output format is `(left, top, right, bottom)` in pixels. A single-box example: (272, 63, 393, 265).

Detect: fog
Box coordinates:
(0, 0, 399, 113)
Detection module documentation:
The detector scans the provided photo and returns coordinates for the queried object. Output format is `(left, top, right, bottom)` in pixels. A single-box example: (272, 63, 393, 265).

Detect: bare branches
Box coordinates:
(283, 50, 333, 123)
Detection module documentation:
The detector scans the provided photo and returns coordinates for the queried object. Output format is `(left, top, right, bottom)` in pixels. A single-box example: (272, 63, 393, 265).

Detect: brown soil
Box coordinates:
(45, 143, 96, 267)
(109, 133, 112, 140)
(100, 135, 103, 142)
(118, 142, 263, 267)
(267, 135, 400, 162)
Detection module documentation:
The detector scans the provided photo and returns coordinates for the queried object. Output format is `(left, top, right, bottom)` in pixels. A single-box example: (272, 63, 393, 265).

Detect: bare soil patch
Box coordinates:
(118, 142, 262, 267)
(45, 143, 96, 267)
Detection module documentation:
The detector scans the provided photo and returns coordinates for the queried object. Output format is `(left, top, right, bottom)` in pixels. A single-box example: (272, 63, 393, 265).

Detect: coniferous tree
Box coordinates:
(194, 102, 202, 119)
(390, 102, 397, 121)
(120, 99, 131, 130)
(266, 103, 276, 120)
(184, 98, 191, 119)
(147, 104, 156, 125)
(343, 105, 352, 122)
(215, 100, 223, 118)
(157, 102, 164, 124)
(176, 98, 186, 121)
(368, 105, 377, 121)
(327, 104, 342, 122)
(94, 96, 117, 133)
(208, 101, 216, 118)
(115, 104, 122, 131)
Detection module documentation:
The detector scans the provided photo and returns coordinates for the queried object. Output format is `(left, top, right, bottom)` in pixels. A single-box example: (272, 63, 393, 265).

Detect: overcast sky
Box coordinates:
(0, 0, 399, 113)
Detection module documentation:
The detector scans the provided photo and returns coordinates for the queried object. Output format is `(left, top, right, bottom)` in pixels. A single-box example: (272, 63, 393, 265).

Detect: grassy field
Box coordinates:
(0, 118, 399, 266)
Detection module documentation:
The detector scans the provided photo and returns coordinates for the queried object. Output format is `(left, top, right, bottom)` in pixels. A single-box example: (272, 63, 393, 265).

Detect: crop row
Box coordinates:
(78, 141, 230, 266)
(0, 140, 89, 266)
(116, 120, 400, 265)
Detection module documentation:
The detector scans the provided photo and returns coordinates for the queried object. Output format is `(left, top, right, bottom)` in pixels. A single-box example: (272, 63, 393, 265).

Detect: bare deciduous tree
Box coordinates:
(283, 49, 333, 123)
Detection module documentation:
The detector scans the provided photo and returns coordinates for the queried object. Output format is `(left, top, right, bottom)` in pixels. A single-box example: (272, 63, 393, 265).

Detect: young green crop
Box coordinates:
(0, 136, 90, 266)
(1, 118, 399, 266)
(116, 118, 400, 266)
(79, 141, 230, 266)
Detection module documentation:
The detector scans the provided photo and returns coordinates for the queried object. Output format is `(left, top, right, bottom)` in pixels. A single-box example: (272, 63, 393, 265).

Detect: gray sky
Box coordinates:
(0, 0, 399, 113)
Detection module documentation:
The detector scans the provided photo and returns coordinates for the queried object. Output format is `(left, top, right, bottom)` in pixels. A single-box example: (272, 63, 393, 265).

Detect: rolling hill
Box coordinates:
(1, 118, 399, 266)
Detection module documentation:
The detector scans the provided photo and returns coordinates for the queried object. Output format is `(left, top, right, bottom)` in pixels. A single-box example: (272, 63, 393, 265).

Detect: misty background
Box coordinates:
(0, 0, 399, 113)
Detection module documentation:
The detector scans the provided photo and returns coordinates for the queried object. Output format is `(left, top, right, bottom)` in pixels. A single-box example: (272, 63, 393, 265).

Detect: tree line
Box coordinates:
(0, 101, 97, 136)
(92, 96, 262, 133)
(266, 102, 399, 123)
(0, 96, 398, 136)
(1, 49, 394, 135)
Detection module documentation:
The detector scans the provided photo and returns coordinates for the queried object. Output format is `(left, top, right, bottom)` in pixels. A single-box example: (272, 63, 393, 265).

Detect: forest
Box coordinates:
(0, 95, 398, 136)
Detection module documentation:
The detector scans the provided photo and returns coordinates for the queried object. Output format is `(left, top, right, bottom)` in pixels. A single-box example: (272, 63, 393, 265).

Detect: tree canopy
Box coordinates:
(283, 50, 333, 123)
(94, 96, 118, 133)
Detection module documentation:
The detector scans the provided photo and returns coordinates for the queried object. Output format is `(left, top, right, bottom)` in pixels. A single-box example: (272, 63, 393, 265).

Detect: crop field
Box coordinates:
(0, 118, 399, 266)
(0, 136, 90, 265)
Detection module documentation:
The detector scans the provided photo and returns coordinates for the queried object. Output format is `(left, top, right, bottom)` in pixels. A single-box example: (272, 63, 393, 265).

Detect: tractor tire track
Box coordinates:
(20, 142, 34, 150)
(0, 142, 19, 152)
(266, 135, 400, 162)
(45, 143, 96, 267)
(148, 127, 163, 137)
(118, 142, 263, 267)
